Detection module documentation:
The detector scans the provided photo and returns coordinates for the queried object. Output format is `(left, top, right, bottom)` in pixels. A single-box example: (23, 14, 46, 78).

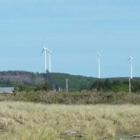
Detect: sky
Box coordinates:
(0, 0, 140, 78)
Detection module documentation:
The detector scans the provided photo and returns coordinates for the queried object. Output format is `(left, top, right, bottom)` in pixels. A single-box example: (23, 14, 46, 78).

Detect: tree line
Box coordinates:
(90, 79, 140, 93)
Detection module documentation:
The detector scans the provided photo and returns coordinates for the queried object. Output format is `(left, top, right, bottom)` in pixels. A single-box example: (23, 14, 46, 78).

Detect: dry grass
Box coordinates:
(0, 102, 140, 140)
(1, 91, 140, 104)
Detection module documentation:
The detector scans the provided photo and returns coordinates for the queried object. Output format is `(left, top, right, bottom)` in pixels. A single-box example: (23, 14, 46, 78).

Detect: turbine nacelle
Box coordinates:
(97, 53, 101, 58)
(40, 46, 48, 56)
(127, 55, 133, 63)
(95, 50, 101, 58)
(47, 49, 51, 54)
(129, 56, 133, 60)
(43, 46, 48, 51)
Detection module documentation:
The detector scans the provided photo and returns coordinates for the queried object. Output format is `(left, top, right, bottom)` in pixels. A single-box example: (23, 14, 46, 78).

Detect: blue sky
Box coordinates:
(0, 0, 140, 78)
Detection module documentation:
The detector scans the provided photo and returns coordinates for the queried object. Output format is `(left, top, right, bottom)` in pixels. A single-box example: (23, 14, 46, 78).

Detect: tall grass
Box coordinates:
(0, 102, 140, 139)
(1, 90, 140, 104)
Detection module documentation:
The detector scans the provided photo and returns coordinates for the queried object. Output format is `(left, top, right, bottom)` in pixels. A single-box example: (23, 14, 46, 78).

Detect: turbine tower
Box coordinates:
(66, 79, 69, 93)
(95, 51, 101, 79)
(40, 45, 48, 73)
(47, 49, 51, 73)
(127, 54, 133, 79)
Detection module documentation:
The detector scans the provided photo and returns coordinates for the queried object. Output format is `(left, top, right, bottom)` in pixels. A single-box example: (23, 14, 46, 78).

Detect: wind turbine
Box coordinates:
(127, 54, 133, 79)
(47, 49, 52, 73)
(127, 54, 133, 93)
(95, 50, 101, 79)
(40, 45, 48, 73)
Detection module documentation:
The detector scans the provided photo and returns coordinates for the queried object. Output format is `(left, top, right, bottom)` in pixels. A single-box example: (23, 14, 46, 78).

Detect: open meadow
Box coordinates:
(0, 101, 140, 140)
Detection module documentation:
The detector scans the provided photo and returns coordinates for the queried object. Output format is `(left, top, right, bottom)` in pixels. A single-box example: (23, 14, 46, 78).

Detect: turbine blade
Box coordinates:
(126, 58, 130, 63)
(39, 49, 44, 56)
(94, 49, 98, 54)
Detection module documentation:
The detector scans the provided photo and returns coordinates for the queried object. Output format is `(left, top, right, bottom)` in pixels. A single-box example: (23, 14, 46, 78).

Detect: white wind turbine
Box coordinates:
(40, 45, 48, 73)
(95, 50, 101, 79)
(127, 54, 133, 79)
(47, 49, 52, 73)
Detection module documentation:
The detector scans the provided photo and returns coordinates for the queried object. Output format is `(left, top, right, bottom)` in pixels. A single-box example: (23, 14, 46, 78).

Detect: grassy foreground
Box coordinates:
(0, 102, 140, 140)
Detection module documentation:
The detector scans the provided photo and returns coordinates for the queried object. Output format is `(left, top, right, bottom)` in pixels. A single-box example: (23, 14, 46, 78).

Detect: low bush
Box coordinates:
(1, 90, 140, 104)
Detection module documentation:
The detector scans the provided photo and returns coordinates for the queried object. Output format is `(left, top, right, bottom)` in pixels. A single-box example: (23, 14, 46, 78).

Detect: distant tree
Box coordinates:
(34, 83, 50, 92)
(132, 80, 140, 92)
(90, 80, 103, 91)
(103, 79, 111, 91)
(112, 80, 121, 87)
(18, 85, 25, 91)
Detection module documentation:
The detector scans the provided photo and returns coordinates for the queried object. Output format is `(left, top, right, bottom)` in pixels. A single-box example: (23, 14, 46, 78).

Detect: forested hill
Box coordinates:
(0, 71, 46, 86)
(0, 71, 96, 90)
(49, 73, 95, 90)
(1, 71, 140, 91)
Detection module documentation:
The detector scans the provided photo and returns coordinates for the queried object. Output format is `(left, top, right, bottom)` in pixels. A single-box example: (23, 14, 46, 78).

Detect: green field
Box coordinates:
(0, 101, 140, 140)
